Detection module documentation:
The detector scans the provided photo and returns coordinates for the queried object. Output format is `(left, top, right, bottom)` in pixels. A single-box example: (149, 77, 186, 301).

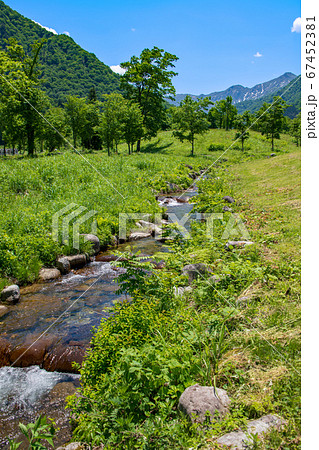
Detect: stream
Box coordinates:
(0, 189, 198, 448)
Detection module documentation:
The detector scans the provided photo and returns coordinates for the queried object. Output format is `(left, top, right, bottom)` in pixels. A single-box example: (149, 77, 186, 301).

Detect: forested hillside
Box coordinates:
(0, 0, 120, 103)
(237, 75, 301, 118)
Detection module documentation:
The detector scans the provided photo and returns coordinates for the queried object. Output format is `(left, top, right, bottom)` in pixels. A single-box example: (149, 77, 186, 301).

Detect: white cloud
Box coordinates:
(291, 17, 301, 33)
(63, 31, 70, 36)
(33, 20, 58, 35)
(110, 65, 126, 75)
(254, 51, 263, 58)
(131, 28, 136, 32)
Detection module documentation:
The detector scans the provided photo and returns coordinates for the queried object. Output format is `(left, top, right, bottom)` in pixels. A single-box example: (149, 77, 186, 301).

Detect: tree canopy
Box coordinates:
(120, 46, 178, 150)
(172, 95, 212, 156)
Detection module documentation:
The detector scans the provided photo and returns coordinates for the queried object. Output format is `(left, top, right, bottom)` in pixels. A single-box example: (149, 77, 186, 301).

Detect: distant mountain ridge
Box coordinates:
(237, 75, 301, 119)
(0, 0, 121, 103)
(170, 72, 297, 106)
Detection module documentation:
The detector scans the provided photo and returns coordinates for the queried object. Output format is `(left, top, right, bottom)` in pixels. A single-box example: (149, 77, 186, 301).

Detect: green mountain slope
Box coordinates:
(0, 0, 120, 103)
(236, 75, 301, 118)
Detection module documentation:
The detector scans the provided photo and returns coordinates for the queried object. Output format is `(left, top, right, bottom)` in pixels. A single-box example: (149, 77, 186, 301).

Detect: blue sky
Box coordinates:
(5, 0, 301, 94)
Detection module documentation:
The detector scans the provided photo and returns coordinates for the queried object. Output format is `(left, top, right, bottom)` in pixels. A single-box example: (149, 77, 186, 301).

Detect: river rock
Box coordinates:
(182, 263, 211, 284)
(44, 344, 87, 373)
(0, 305, 8, 318)
(138, 220, 162, 236)
(270, 153, 276, 157)
(0, 337, 12, 366)
(66, 254, 88, 269)
(178, 384, 230, 423)
(225, 240, 254, 250)
(9, 336, 55, 368)
(81, 234, 100, 255)
(1, 284, 20, 304)
(129, 231, 152, 241)
(56, 443, 88, 450)
(39, 268, 61, 282)
(223, 195, 235, 204)
(217, 414, 286, 449)
(56, 257, 71, 275)
(223, 205, 232, 212)
(185, 164, 193, 170)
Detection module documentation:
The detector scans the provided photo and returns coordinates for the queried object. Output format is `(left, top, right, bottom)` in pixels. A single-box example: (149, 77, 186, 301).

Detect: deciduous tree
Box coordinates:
(121, 47, 178, 151)
(234, 111, 251, 151)
(257, 96, 288, 151)
(172, 95, 211, 156)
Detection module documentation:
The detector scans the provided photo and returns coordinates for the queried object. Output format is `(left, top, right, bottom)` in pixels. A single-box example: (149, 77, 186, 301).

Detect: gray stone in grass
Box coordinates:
(178, 384, 230, 424)
(225, 241, 254, 250)
(217, 414, 286, 449)
(182, 263, 211, 284)
(223, 195, 235, 204)
(223, 205, 232, 212)
(1, 285, 20, 305)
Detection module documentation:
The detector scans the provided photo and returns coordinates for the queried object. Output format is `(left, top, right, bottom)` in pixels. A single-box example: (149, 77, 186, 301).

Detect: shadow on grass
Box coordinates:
(140, 139, 173, 154)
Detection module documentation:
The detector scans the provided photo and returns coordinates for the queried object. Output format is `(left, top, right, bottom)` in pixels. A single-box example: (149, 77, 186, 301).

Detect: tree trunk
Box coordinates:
(137, 139, 141, 152)
(128, 143, 131, 155)
(271, 134, 274, 151)
(241, 138, 244, 151)
(191, 139, 194, 157)
(27, 126, 35, 156)
(3, 143, 6, 157)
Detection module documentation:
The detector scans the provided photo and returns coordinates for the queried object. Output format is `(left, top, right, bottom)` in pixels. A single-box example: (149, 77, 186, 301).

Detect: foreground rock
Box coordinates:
(81, 233, 100, 255)
(0, 336, 87, 372)
(66, 254, 88, 269)
(39, 268, 61, 282)
(0, 285, 20, 304)
(225, 241, 254, 250)
(217, 414, 286, 449)
(182, 263, 211, 284)
(179, 384, 230, 423)
(56, 257, 71, 275)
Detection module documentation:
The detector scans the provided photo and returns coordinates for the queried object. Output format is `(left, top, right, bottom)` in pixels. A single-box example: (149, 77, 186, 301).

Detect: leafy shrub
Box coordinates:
(208, 143, 225, 151)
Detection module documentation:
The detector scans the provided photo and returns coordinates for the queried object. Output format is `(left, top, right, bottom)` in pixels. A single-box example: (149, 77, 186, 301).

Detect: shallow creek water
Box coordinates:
(0, 189, 197, 447)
